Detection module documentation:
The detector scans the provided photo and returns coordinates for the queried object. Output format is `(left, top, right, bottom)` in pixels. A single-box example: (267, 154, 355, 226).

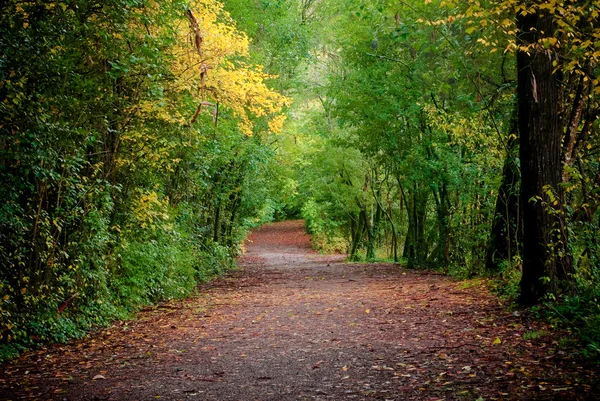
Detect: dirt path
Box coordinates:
(1, 221, 599, 400)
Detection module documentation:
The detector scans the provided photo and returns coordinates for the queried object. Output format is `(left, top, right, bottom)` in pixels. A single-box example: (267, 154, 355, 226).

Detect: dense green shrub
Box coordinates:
(302, 198, 348, 253)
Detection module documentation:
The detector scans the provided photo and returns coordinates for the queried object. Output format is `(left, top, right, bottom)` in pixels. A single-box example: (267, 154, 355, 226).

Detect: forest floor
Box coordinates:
(1, 220, 599, 401)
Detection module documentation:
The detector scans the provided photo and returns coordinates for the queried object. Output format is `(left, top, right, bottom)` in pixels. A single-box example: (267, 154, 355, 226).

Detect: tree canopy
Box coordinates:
(2, 0, 600, 359)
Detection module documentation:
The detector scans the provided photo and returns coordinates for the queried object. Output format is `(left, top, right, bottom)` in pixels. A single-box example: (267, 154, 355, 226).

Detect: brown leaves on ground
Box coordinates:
(1, 220, 599, 400)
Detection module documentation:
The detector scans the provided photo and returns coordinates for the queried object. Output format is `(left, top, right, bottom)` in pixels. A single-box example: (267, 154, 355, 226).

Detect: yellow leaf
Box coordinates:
(365, 309, 370, 314)
(493, 337, 502, 345)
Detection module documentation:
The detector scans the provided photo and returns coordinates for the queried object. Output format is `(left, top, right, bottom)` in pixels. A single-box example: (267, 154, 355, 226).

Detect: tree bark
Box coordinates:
(517, 10, 572, 305)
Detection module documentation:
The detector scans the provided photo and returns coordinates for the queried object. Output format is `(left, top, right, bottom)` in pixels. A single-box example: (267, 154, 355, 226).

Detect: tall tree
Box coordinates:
(516, 8, 572, 304)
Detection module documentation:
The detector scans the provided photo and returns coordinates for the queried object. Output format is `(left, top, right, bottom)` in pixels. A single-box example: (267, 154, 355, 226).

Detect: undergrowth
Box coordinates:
(486, 264, 600, 361)
(0, 237, 235, 362)
(544, 290, 600, 360)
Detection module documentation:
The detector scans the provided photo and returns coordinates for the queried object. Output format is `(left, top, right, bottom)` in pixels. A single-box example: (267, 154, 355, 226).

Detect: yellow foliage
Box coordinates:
(131, 191, 170, 231)
(111, 0, 290, 179)
(442, 0, 600, 76)
(422, 104, 500, 156)
(164, 0, 290, 136)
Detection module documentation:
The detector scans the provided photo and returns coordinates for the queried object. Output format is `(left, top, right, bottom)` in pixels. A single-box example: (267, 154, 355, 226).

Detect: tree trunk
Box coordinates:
(401, 182, 428, 268)
(414, 186, 428, 266)
(349, 212, 364, 260)
(486, 131, 520, 273)
(517, 10, 572, 305)
(365, 206, 376, 260)
(401, 184, 415, 264)
(431, 183, 451, 268)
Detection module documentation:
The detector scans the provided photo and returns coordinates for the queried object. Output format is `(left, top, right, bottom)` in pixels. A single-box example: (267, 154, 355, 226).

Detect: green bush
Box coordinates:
(547, 290, 600, 359)
(112, 237, 197, 310)
(302, 199, 348, 253)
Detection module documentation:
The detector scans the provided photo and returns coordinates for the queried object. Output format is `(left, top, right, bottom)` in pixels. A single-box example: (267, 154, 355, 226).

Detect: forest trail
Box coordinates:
(1, 221, 598, 401)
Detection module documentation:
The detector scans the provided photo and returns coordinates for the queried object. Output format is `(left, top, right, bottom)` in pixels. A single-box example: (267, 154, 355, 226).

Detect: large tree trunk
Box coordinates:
(517, 10, 572, 305)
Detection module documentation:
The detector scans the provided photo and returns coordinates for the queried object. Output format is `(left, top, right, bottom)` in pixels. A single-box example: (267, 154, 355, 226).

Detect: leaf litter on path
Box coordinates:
(1, 220, 599, 400)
